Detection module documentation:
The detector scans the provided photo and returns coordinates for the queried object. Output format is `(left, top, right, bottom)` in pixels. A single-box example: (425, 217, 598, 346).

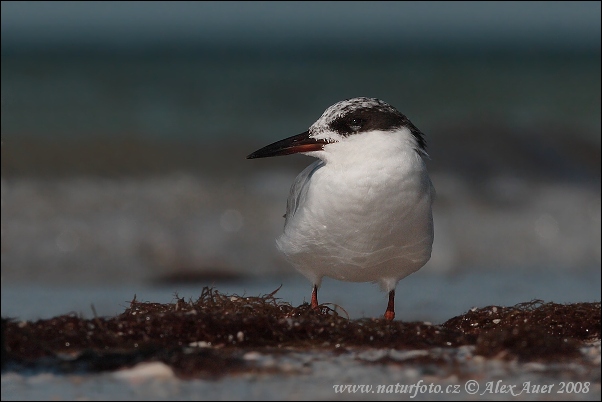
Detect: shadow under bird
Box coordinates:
(248, 97, 434, 320)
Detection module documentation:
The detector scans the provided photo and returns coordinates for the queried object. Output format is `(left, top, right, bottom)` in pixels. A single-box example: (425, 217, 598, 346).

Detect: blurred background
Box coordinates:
(1, 1, 600, 322)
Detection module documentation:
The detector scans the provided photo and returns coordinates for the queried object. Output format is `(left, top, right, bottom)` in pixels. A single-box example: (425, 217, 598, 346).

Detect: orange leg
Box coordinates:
(384, 289, 395, 321)
(311, 285, 319, 310)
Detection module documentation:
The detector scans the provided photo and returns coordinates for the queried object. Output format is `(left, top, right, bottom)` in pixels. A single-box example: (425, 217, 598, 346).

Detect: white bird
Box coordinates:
(248, 97, 434, 320)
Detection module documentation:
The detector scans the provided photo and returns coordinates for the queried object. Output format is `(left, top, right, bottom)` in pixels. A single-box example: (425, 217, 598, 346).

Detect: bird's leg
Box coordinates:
(311, 285, 319, 310)
(384, 289, 395, 321)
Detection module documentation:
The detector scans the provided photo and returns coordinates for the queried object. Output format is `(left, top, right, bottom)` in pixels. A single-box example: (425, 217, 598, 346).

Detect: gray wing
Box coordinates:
(284, 160, 324, 226)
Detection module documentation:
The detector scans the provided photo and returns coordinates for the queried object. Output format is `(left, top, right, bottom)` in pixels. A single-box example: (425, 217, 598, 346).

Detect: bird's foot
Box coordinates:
(311, 284, 319, 310)
(384, 289, 396, 321)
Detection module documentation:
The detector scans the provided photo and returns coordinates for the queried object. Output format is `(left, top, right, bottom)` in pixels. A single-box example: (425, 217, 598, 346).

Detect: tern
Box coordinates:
(248, 97, 434, 320)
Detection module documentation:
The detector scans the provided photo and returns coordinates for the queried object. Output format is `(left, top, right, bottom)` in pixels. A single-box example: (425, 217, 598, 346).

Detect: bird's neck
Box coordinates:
(321, 129, 426, 173)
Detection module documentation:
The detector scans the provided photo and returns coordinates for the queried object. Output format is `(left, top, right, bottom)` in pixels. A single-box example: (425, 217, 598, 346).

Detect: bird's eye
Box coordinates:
(349, 118, 364, 131)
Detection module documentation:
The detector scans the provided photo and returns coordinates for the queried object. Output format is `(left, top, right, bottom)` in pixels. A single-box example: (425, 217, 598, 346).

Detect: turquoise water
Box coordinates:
(2, 51, 600, 145)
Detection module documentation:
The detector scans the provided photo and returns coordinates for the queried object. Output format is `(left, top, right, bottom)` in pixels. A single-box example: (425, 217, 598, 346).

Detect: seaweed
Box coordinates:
(2, 288, 600, 378)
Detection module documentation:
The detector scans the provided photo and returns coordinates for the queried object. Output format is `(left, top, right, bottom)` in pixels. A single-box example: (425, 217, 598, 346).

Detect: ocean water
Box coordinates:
(1, 49, 600, 305)
(1, 51, 600, 145)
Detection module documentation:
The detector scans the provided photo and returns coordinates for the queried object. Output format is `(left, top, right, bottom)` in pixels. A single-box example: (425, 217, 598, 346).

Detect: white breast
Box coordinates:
(276, 129, 434, 292)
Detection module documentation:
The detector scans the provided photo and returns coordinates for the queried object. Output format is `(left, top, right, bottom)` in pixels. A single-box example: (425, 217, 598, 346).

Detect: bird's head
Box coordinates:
(247, 97, 427, 160)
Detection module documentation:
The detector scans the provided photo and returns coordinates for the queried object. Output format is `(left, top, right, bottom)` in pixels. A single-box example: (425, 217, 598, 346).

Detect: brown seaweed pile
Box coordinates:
(2, 287, 600, 378)
(444, 300, 600, 361)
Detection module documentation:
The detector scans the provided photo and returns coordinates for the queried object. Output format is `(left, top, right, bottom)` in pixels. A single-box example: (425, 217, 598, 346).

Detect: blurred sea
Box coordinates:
(1, 48, 600, 319)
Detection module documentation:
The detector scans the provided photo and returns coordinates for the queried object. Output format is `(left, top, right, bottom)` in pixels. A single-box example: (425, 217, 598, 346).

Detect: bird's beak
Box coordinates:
(247, 131, 328, 159)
